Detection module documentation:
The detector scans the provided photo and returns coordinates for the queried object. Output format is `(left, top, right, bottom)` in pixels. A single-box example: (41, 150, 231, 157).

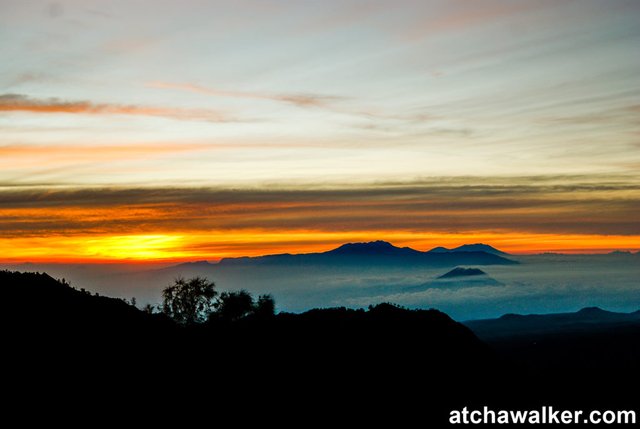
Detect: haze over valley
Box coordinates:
(5, 241, 637, 320)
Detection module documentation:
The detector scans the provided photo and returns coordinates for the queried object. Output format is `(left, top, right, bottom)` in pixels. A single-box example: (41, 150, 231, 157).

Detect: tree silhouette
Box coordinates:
(162, 277, 217, 325)
(214, 290, 254, 322)
(254, 294, 276, 318)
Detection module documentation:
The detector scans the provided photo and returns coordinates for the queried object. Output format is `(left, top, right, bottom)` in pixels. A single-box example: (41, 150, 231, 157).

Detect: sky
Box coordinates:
(1, 0, 639, 262)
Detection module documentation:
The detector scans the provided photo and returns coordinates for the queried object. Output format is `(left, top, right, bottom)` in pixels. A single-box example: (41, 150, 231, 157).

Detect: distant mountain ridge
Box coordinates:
(173, 260, 215, 268)
(428, 243, 507, 255)
(465, 306, 640, 340)
(215, 241, 517, 268)
(326, 240, 421, 256)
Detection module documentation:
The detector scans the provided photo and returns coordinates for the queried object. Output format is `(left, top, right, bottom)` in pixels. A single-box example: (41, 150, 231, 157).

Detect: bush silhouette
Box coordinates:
(254, 294, 276, 319)
(214, 290, 255, 322)
(162, 277, 217, 325)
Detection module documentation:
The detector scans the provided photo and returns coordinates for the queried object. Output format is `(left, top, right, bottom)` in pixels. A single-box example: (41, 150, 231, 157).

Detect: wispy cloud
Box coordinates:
(0, 143, 211, 167)
(0, 93, 233, 122)
(148, 81, 434, 124)
(148, 81, 345, 109)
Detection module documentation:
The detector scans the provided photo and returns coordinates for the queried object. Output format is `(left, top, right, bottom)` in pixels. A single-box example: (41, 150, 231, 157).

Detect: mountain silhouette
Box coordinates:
(428, 243, 507, 255)
(173, 260, 216, 268)
(438, 267, 488, 279)
(325, 240, 421, 256)
(216, 240, 516, 267)
(403, 266, 502, 292)
(465, 306, 640, 340)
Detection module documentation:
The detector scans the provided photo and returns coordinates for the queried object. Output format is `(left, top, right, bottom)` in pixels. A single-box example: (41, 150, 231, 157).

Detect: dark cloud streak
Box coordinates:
(0, 175, 638, 236)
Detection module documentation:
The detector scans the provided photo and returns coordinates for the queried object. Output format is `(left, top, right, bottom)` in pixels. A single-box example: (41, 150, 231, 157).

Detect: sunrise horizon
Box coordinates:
(2, 233, 638, 264)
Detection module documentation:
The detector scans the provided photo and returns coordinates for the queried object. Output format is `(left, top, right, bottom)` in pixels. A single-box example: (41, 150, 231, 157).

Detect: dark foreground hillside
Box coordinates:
(2, 271, 486, 364)
(2, 270, 639, 425)
(466, 307, 640, 370)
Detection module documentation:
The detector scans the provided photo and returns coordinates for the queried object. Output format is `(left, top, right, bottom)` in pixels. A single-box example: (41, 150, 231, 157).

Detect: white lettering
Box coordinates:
(449, 410, 461, 424)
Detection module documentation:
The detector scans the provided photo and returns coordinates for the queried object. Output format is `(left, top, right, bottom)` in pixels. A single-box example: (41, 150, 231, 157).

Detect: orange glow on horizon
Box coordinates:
(0, 230, 637, 264)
